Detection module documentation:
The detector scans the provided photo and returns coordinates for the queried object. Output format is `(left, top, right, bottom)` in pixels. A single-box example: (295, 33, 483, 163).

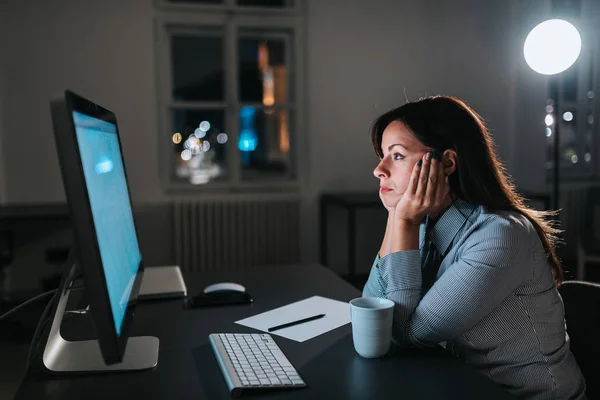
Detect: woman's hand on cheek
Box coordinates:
(394, 151, 449, 225)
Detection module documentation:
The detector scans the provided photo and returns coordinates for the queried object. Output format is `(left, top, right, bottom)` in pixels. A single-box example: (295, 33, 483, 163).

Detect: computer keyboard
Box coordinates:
(209, 333, 306, 396)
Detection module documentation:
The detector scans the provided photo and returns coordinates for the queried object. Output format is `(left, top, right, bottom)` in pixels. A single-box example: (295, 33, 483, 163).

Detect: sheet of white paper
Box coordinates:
(235, 296, 351, 342)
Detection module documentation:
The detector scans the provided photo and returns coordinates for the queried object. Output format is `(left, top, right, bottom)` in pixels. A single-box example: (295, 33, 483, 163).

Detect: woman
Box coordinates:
(363, 96, 586, 399)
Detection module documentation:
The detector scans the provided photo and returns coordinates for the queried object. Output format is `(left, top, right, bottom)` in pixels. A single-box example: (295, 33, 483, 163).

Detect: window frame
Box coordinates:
(155, 0, 302, 16)
(154, 6, 305, 192)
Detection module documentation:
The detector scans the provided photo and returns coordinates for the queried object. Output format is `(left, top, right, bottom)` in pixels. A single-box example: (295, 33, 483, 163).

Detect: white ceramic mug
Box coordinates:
(349, 297, 394, 358)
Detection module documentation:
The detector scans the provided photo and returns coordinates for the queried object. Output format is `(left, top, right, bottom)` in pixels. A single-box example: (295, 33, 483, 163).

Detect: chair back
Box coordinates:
(558, 280, 600, 398)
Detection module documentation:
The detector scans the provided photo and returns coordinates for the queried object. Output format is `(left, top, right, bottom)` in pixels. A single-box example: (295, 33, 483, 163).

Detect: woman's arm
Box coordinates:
(367, 151, 442, 300)
(363, 210, 400, 297)
(379, 210, 396, 258)
(390, 219, 420, 253)
(382, 217, 532, 347)
(362, 255, 385, 297)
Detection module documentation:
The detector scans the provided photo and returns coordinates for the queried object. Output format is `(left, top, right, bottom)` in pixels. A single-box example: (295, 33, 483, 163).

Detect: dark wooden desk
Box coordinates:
(0, 204, 70, 222)
(0, 204, 71, 302)
(319, 192, 550, 279)
(0, 204, 70, 260)
(319, 192, 383, 278)
(14, 264, 513, 399)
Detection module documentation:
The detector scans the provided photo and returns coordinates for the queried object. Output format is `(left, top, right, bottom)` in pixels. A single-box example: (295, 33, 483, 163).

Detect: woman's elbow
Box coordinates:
(362, 287, 379, 298)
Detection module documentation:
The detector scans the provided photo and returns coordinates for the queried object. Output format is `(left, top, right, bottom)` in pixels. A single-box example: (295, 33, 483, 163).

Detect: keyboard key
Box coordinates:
(270, 351, 292, 367)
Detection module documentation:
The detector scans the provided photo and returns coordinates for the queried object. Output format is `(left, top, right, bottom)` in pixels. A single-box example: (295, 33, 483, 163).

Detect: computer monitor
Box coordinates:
(44, 90, 159, 373)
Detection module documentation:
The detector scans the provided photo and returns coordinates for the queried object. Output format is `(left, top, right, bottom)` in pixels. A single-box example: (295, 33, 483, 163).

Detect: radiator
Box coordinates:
(173, 199, 300, 272)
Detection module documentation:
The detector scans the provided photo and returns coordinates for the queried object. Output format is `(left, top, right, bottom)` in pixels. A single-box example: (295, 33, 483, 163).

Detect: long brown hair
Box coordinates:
(370, 96, 563, 283)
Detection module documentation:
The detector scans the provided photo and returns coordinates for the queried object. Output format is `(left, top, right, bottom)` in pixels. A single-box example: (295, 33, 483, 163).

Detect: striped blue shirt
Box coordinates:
(363, 199, 586, 399)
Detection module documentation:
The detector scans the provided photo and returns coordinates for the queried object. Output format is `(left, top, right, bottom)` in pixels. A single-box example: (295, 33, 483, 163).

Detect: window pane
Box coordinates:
(171, 32, 224, 101)
(561, 66, 579, 102)
(237, 0, 294, 7)
(557, 109, 592, 176)
(171, 109, 228, 185)
(238, 107, 293, 180)
(238, 30, 293, 103)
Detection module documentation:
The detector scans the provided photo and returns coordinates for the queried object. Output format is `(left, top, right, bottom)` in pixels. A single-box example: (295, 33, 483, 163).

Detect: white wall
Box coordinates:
(0, 0, 548, 265)
(302, 0, 531, 263)
(0, 0, 164, 204)
(511, 0, 552, 193)
(306, 0, 520, 195)
(0, 7, 6, 205)
(0, 79, 5, 205)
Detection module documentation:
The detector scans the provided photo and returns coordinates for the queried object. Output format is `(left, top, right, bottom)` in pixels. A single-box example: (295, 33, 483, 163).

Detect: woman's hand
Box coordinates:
(394, 151, 450, 225)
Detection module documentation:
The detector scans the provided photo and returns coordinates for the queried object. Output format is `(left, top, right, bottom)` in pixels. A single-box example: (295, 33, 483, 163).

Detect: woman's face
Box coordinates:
(373, 121, 430, 209)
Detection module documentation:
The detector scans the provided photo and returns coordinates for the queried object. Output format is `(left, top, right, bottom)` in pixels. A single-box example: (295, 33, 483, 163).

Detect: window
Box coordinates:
(155, 0, 303, 189)
(162, 0, 295, 8)
(544, 0, 599, 180)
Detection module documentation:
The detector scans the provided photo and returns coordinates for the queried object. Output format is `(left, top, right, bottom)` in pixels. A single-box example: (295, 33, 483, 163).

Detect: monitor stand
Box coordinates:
(42, 263, 159, 373)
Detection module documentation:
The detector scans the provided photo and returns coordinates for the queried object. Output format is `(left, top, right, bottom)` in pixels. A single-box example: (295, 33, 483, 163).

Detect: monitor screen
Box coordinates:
(72, 111, 141, 336)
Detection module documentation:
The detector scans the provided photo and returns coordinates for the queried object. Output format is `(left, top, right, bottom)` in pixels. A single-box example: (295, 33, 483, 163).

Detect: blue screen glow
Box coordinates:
(73, 111, 141, 336)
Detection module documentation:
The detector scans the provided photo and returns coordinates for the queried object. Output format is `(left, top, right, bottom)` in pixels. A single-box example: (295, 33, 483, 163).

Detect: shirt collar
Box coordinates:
(424, 198, 478, 256)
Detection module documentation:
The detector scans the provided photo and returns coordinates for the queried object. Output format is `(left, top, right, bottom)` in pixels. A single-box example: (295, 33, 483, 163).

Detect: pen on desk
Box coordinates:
(267, 314, 326, 332)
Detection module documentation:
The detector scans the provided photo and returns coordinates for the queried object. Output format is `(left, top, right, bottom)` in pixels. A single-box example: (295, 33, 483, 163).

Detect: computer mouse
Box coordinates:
(203, 282, 246, 294)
